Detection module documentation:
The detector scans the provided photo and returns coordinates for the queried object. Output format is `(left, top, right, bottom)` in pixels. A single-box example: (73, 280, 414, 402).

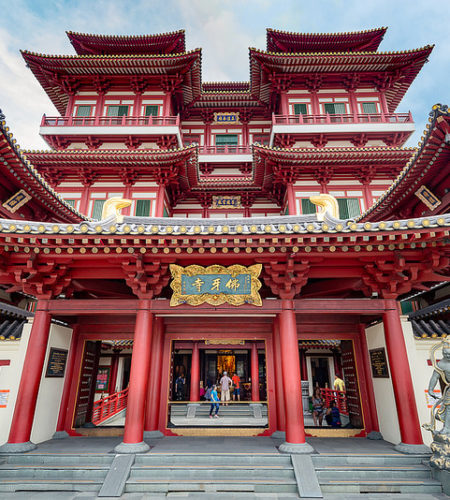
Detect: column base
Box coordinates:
(394, 442, 430, 454)
(114, 441, 150, 454)
(52, 431, 70, 440)
(143, 430, 164, 439)
(0, 441, 36, 453)
(270, 430, 286, 440)
(279, 441, 315, 454)
(367, 431, 383, 440)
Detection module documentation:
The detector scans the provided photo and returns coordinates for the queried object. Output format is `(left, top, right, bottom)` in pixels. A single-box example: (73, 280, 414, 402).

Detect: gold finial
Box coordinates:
(101, 197, 132, 223)
(309, 194, 340, 221)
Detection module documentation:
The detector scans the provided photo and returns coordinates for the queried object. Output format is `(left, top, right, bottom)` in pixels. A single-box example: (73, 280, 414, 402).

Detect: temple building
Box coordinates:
(0, 26, 449, 494)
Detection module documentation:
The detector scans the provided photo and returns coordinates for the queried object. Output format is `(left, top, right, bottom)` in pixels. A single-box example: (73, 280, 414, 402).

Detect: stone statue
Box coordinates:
(423, 340, 450, 470)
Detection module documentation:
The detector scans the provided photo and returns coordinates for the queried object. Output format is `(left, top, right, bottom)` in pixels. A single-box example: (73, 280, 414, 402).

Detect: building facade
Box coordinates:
(0, 28, 448, 456)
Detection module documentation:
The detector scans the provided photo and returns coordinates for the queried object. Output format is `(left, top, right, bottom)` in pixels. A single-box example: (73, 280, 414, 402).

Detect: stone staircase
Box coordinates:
(0, 453, 113, 492)
(0, 449, 442, 495)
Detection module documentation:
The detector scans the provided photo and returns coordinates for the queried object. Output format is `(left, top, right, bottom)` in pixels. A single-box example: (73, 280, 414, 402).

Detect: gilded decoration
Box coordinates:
(2, 189, 32, 214)
(211, 195, 241, 209)
(213, 112, 240, 124)
(169, 264, 262, 307)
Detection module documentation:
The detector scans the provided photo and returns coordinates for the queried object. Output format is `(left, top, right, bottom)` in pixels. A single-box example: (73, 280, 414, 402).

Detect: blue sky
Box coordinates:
(0, 0, 448, 149)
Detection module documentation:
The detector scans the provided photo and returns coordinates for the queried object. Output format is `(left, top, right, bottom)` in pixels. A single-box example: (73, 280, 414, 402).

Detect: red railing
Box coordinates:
(320, 387, 348, 416)
(91, 388, 128, 426)
(198, 145, 252, 154)
(273, 112, 413, 125)
(41, 115, 180, 127)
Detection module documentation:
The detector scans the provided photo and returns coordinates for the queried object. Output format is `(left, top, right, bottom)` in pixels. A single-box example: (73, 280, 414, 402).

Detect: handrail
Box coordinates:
(41, 115, 180, 127)
(273, 112, 413, 125)
(91, 387, 128, 426)
(320, 387, 348, 416)
(198, 145, 252, 154)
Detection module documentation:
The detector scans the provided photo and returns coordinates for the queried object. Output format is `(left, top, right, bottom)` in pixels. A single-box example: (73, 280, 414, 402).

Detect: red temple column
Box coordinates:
(115, 300, 153, 453)
(251, 342, 260, 401)
(332, 350, 341, 376)
(155, 184, 165, 217)
(278, 300, 313, 454)
(299, 348, 308, 380)
(383, 300, 427, 453)
(109, 350, 120, 394)
(145, 317, 164, 435)
(54, 324, 80, 437)
(0, 301, 52, 452)
(273, 317, 286, 433)
(286, 183, 296, 215)
(190, 342, 200, 402)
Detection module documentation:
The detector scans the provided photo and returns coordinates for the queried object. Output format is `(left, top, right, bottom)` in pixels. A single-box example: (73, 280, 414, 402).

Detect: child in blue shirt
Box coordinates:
(209, 385, 220, 418)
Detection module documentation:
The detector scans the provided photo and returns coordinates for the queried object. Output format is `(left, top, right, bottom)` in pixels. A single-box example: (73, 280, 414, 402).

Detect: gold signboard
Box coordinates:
(2, 189, 32, 214)
(211, 195, 241, 209)
(213, 112, 240, 124)
(169, 264, 262, 307)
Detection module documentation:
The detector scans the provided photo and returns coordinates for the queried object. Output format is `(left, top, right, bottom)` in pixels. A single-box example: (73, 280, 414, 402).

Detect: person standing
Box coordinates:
(209, 385, 220, 418)
(232, 372, 241, 401)
(220, 371, 232, 406)
(333, 374, 345, 392)
(175, 374, 186, 401)
(312, 387, 324, 426)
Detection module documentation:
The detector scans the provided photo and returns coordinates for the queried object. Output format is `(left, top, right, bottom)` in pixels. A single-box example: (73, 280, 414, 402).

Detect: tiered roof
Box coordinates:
(67, 30, 186, 55)
(250, 46, 433, 112)
(0, 111, 86, 223)
(21, 49, 202, 114)
(266, 27, 387, 53)
(361, 104, 450, 221)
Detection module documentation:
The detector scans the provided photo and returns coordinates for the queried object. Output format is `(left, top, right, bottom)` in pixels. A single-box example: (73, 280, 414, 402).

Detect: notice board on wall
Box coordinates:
(369, 348, 390, 378)
(95, 367, 110, 392)
(45, 348, 68, 378)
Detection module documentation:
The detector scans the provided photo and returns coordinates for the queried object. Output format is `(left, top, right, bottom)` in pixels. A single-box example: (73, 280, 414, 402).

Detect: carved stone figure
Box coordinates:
(423, 340, 450, 470)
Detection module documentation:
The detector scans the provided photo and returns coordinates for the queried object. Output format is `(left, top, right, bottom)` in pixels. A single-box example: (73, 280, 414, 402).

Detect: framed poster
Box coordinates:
(95, 367, 110, 391)
(369, 348, 390, 378)
(45, 348, 68, 378)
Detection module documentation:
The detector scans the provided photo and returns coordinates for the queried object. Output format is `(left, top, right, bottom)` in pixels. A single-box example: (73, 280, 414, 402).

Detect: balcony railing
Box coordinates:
(320, 387, 348, 416)
(273, 112, 413, 126)
(198, 145, 252, 154)
(41, 114, 180, 127)
(91, 388, 128, 426)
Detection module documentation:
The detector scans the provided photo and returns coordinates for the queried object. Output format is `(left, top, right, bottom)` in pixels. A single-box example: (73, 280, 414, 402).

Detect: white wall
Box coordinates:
(365, 321, 401, 444)
(0, 320, 73, 446)
(365, 317, 438, 447)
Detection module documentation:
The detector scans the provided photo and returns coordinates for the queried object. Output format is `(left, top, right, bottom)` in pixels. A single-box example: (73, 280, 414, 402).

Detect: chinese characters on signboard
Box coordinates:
(170, 264, 262, 307)
(95, 367, 110, 391)
(211, 196, 241, 209)
(45, 348, 68, 378)
(369, 348, 390, 378)
(213, 112, 240, 123)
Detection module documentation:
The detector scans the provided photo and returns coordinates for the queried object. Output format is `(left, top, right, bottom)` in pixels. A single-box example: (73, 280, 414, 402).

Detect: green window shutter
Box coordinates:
(301, 199, 316, 214)
(337, 199, 349, 219)
(107, 105, 129, 117)
(324, 103, 346, 114)
(215, 134, 238, 146)
(145, 105, 159, 117)
(163, 207, 169, 217)
(76, 105, 91, 117)
(294, 103, 307, 115)
(362, 102, 377, 114)
(92, 200, 105, 220)
(135, 199, 151, 217)
(64, 199, 76, 208)
(347, 198, 361, 218)
(324, 103, 335, 114)
(400, 301, 414, 315)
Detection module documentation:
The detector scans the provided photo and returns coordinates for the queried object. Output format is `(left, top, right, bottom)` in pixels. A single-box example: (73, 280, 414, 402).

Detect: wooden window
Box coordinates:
(183, 135, 200, 146)
(92, 200, 105, 220)
(301, 199, 316, 214)
(64, 199, 76, 208)
(294, 103, 307, 115)
(337, 198, 360, 219)
(135, 199, 151, 217)
(324, 103, 346, 114)
(362, 102, 378, 114)
(107, 105, 129, 117)
(253, 134, 269, 145)
(215, 134, 238, 146)
(76, 105, 91, 117)
(145, 105, 159, 117)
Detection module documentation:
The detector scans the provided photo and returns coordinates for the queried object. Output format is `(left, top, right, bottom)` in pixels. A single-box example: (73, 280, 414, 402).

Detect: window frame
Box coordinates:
(106, 105, 129, 117)
(144, 105, 159, 117)
(215, 134, 239, 146)
(294, 103, 307, 115)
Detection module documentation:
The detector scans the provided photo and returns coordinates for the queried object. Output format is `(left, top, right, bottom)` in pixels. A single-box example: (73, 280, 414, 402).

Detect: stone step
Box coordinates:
(0, 478, 102, 493)
(134, 453, 291, 466)
(316, 465, 431, 480)
(320, 478, 442, 494)
(312, 454, 430, 466)
(129, 466, 294, 480)
(3, 454, 114, 466)
(0, 466, 109, 480)
(125, 478, 298, 494)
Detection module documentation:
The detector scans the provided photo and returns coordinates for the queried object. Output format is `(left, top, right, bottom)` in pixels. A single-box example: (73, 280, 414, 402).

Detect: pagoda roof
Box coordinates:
(202, 82, 250, 92)
(249, 46, 433, 112)
(0, 111, 86, 223)
(266, 27, 387, 54)
(21, 50, 202, 114)
(252, 144, 415, 180)
(361, 104, 450, 221)
(67, 30, 185, 55)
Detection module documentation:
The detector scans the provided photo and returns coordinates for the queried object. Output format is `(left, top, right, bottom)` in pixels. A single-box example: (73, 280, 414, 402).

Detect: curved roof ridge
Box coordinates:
(266, 26, 387, 37)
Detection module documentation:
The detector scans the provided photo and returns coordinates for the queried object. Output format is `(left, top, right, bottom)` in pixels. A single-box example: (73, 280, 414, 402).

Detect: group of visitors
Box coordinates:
(311, 374, 345, 427)
(204, 371, 241, 418)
